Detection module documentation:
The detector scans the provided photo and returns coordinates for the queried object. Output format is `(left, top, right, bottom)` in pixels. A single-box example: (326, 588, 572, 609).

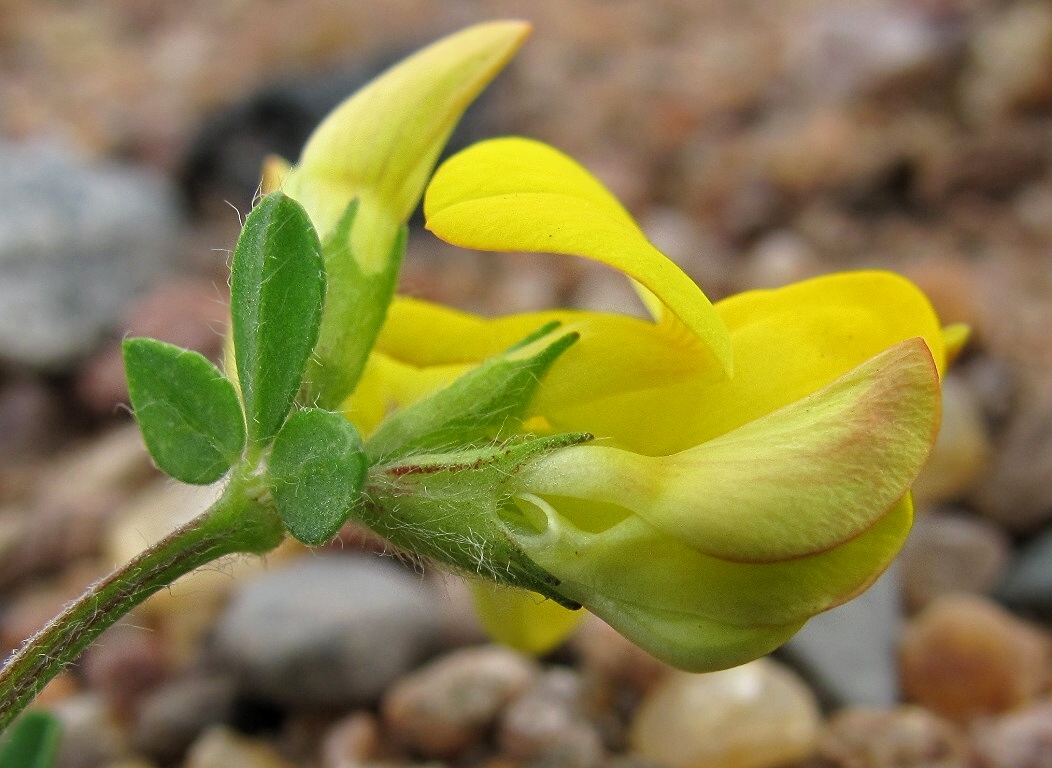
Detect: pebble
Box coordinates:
(898, 594, 1050, 722)
(970, 698, 1052, 768)
(320, 711, 381, 768)
(0, 140, 180, 370)
(911, 374, 991, 509)
(51, 692, 133, 768)
(382, 645, 539, 758)
(211, 554, 445, 708)
(817, 706, 969, 768)
(0, 376, 63, 460)
(75, 278, 232, 414)
(780, 564, 902, 708)
(571, 614, 671, 696)
(784, 5, 962, 103)
(961, 3, 1052, 122)
(131, 674, 239, 765)
(899, 509, 1012, 613)
(995, 525, 1052, 621)
(498, 667, 606, 768)
(81, 620, 168, 717)
(629, 659, 822, 768)
(974, 377, 1052, 532)
(184, 727, 295, 768)
(742, 229, 820, 289)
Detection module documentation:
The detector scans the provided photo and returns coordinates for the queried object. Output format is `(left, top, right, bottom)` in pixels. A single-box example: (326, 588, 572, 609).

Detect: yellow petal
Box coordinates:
(424, 137, 732, 378)
(368, 297, 713, 452)
(505, 492, 912, 669)
(656, 270, 947, 448)
(942, 322, 971, 365)
(282, 21, 530, 272)
(519, 338, 939, 562)
(260, 155, 291, 195)
(583, 600, 804, 673)
(471, 582, 584, 655)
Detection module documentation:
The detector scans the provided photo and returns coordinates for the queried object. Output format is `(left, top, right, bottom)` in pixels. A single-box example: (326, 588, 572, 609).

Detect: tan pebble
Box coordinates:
(973, 376, 1052, 533)
(961, 3, 1052, 121)
(899, 595, 1050, 722)
(82, 621, 167, 716)
(742, 230, 820, 290)
(571, 613, 671, 695)
(970, 698, 1052, 768)
(35, 425, 156, 512)
(818, 705, 969, 768)
(902, 257, 987, 341)
(899, 509, 1011, 613)
(31, 671, 80, 708)
(499, 669, 604, 768)
(320, 711, 381, 768)
(911, 375, 990, 508)
(382, 645, 539, 758)
(184, 726, 295, 768)
(630, 659, 821, 768)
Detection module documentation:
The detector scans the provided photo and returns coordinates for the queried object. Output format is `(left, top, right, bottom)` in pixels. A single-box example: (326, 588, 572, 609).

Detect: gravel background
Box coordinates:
(1, 2, 1051, 767)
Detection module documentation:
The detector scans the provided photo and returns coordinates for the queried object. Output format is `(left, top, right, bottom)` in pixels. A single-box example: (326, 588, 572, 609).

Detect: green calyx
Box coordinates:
(363, 432, 592, 606)
(365, 322, 580, 462)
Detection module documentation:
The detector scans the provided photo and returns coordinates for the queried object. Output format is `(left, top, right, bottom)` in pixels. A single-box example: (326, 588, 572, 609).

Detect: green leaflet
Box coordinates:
(268, 408, 368, 545)
(0, 711, 61, 768)
(231, 192, 325, 444)
(123, 338, 245, 485)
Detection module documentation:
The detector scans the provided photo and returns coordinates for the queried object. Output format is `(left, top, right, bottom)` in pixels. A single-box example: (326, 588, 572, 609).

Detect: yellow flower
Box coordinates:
(342, 137, 950, 670)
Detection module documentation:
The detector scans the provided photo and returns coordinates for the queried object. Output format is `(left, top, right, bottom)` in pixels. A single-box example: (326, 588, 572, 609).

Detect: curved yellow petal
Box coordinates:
(942, 322, 971, 365)
(471, 582, 584, 655)
(282, 21, 530, 272)
(424, 137, 732, 378)
(518, 338, 939, 562)
(651, 270, 947, 448)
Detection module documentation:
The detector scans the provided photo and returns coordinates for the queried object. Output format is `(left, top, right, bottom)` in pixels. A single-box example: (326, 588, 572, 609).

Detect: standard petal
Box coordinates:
(518, 338, 939, 562)
(424, 137, 732, 378)
(680, 271, 946, 445)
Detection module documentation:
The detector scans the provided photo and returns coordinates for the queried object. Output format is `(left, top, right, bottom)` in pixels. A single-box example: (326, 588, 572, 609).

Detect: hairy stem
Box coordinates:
(0, 475, 285, 731)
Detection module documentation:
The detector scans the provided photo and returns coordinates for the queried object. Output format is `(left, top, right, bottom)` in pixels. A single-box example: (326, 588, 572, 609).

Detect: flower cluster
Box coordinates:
(267, 21, 955, 671)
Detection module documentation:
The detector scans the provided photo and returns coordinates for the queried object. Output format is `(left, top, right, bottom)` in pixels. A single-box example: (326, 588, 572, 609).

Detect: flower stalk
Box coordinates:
(0, 475, 284, 731)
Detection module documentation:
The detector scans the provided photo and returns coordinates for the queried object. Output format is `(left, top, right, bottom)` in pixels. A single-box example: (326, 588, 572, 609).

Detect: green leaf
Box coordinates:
(231, 192, 325, 444)
(268, 408, 367, 545)
(305, 199, 406, 410)
(0, 711, 61, 768)
(365, 323, 579, 463)
(123, 338, 246, 484)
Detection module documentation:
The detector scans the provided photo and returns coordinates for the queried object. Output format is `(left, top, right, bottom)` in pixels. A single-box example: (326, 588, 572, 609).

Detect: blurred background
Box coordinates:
(1, 1, 1051, 766)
